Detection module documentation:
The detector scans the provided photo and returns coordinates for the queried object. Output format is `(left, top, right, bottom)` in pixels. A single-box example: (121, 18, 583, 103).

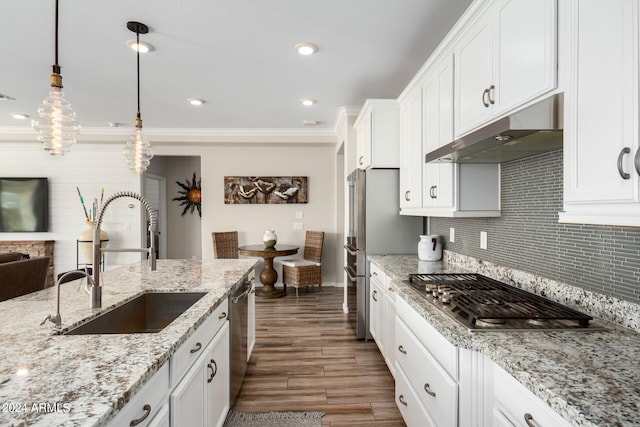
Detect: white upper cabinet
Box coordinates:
(355, 100, 400, 170)
(400, 87, 423, 210)
(455, 0, 558, 136)
(560, 0, 640, 226)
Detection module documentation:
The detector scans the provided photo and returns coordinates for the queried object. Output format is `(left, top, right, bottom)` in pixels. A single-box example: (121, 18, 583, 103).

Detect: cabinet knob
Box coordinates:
(617, 147, 631, 179)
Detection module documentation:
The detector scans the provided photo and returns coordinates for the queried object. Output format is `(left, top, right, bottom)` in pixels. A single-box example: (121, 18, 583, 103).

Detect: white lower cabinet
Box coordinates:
(109, 363, 170, 427)
(171, 322, 230, 427)
(383, 289, 396, 379)
(395, 297, 458, 427)
(492, 363, 572, 427)
(369, 262, 398, 376)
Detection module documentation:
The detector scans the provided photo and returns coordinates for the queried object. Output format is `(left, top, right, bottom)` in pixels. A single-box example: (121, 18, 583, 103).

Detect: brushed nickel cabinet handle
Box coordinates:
(488, 84, 496, 104)
(129, 404, 151, 426)
(359, 155, 364, 165)
(482, 88, 490, 107)
(524, 413, 540, 427)
(398, 345, 407, 354)
(218, 312, 227, 319)
(404, 190, 411, 201)
(190, 342, 202, 353)
(424, 383, 436, 397)
(635, 147, 640, 176)
(618, 147, 631, 179)
(372, 290, 378, 302)
(398, 395, 408, 406)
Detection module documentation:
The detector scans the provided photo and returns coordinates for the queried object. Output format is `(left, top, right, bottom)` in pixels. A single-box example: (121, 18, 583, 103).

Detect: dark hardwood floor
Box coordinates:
(232, 286, 406, 426)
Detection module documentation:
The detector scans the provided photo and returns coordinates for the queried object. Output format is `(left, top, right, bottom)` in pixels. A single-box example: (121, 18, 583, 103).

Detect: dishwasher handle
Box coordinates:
(231, 283, 253, 303)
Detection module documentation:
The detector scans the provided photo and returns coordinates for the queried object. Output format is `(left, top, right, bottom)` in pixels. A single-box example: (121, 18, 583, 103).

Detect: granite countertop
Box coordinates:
(369, 254, 640, 427)
(0, 258, 257, 427)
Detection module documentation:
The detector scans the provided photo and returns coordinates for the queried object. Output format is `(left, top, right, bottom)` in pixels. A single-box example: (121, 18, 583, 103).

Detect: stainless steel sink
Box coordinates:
(64, 291, 207, 335)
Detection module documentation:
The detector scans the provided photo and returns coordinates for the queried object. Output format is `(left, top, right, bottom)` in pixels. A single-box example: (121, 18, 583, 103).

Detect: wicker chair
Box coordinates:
(212, 231, 239, 259)
(281, 231, 324, 297)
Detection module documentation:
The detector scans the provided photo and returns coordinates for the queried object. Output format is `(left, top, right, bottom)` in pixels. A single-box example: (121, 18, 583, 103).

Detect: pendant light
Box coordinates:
(32, 0, 81, 155)
(123, 21, 153, 174)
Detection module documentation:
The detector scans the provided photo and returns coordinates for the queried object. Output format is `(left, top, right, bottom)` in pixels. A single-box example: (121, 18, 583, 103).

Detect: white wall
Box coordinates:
(0, 142, 143, 276)
(154, 143, 341, 285)
(0, 140, 342, 285)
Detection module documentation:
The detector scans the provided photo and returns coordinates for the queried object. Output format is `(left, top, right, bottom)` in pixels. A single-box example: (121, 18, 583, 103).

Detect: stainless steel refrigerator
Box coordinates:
(345, 168, 423, 340)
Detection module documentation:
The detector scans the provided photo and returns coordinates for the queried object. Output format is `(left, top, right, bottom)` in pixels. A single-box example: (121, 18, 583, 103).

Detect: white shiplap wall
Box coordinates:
(0, 142, 143, 275)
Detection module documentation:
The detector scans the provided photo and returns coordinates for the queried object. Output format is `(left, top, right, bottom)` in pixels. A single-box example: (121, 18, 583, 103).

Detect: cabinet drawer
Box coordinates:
(171, 299, 229, 385)
(396, 297, 458, 377)
(395, 363, 436, 427)
(110, 362, 169, 427)
(493, 364, 572, 427)
(396, 317, 458, 427)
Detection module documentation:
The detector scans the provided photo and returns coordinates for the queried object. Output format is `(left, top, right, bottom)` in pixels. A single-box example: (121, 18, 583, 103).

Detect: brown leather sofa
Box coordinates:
(0, 252, 50, 302)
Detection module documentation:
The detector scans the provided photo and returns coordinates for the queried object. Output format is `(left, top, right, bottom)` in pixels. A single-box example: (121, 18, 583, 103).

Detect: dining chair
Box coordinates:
(281, 230, 324, 297)
(212, 231, 239, 259)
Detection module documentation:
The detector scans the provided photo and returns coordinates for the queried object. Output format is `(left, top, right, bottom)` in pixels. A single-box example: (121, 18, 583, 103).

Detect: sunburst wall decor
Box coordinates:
(173, 172, 201, 216)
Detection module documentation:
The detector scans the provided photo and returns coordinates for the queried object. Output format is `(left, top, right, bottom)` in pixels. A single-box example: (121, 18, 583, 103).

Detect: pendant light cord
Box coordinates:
(136, 30, 141, 121)
(53, 0, 60, 74)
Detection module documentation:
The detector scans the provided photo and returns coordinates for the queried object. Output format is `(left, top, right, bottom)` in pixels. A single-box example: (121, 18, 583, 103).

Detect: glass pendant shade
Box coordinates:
(32, 84, 81, 155)
(123, 122, 153, 174)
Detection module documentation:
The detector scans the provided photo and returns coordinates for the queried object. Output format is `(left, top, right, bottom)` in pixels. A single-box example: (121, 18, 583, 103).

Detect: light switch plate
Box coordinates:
(295, 211, 303, 219)
(449, 227, 455, 243)
(480, 231, 487, 250)
(293, 222, 304, 230)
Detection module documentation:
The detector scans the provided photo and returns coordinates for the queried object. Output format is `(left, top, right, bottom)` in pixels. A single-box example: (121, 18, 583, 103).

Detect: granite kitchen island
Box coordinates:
(0, 258, 257, 426)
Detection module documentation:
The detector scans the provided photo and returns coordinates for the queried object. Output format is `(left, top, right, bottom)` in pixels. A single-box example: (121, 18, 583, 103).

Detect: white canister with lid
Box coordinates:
(418, 235, 443, 261)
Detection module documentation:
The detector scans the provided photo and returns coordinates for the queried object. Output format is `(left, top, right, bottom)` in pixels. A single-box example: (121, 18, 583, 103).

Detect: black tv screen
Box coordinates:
(0, 178, 49, 232)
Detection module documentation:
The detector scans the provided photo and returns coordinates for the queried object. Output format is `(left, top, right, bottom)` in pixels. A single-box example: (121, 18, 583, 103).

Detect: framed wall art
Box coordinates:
(224, 176, 308, 204)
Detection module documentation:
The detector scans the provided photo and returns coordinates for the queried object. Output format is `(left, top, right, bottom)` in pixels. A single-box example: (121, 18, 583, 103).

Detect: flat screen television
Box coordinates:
(0, 178, 49, 232)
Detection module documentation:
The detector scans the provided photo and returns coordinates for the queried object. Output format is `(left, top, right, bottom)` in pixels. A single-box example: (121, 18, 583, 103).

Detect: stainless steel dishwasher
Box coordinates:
(229, 279, 251, 405)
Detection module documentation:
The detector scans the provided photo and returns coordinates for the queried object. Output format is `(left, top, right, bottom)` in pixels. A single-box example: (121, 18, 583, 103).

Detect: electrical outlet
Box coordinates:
(449, 227, 455, 243)
(293, 222, 304, 230)
(295, 211, 303, 219)
(480, 231, 487, 250)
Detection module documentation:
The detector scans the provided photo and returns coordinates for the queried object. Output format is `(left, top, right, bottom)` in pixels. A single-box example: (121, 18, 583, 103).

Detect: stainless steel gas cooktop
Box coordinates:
(408, 273, 594, 332)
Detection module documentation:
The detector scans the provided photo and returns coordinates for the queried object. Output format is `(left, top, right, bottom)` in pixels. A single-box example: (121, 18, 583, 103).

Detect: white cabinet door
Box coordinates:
(171, 356, 207, 426)
(383, 287, 396, 379)
(455, 0, 557, 136)
(171, 323, 230, 427)
(208, 323, 230, 427)
(424, 54, 456, 211)
(355, 111, 372, 169)
(456, 12, 494, 135)
(369, 273, 385, 351)
(355, 100, 400, 169)
(560, 0, 640, 226)
(400, 87, 423, 210)
(494, 0, 557, 114)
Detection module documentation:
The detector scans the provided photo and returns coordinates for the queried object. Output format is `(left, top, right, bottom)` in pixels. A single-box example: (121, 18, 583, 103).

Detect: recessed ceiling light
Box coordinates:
(300, 98, 316, 106)
(107, 121, 121, 127)
(10, 113, 29, 120)
(188, 98, 205, 106)
(303, 120, 320, 126)
(127, 40, 154, 53)
(295, 42, 318, 56)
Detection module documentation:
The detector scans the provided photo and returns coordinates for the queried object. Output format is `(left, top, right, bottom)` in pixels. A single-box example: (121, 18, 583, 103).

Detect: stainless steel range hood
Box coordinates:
(425, 93, 563, 163)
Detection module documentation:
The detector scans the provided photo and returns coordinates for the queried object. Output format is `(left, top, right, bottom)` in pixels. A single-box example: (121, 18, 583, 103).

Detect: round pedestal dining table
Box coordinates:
(238, 244, 298, 298)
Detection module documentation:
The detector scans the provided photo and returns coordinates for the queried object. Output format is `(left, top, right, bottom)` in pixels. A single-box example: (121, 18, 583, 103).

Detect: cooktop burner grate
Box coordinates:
(408, 273, 593, 330)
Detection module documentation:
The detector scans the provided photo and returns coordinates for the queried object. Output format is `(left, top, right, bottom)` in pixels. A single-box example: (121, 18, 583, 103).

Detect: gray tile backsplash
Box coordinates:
(430, 150, 640, 303)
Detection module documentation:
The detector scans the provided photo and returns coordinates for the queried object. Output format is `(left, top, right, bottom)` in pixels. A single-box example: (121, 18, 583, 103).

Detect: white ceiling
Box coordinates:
(0, 0, 472, 139)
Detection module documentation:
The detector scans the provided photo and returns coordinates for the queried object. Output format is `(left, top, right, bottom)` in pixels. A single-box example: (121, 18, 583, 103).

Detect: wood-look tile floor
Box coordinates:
(232, 286, 406, 427)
